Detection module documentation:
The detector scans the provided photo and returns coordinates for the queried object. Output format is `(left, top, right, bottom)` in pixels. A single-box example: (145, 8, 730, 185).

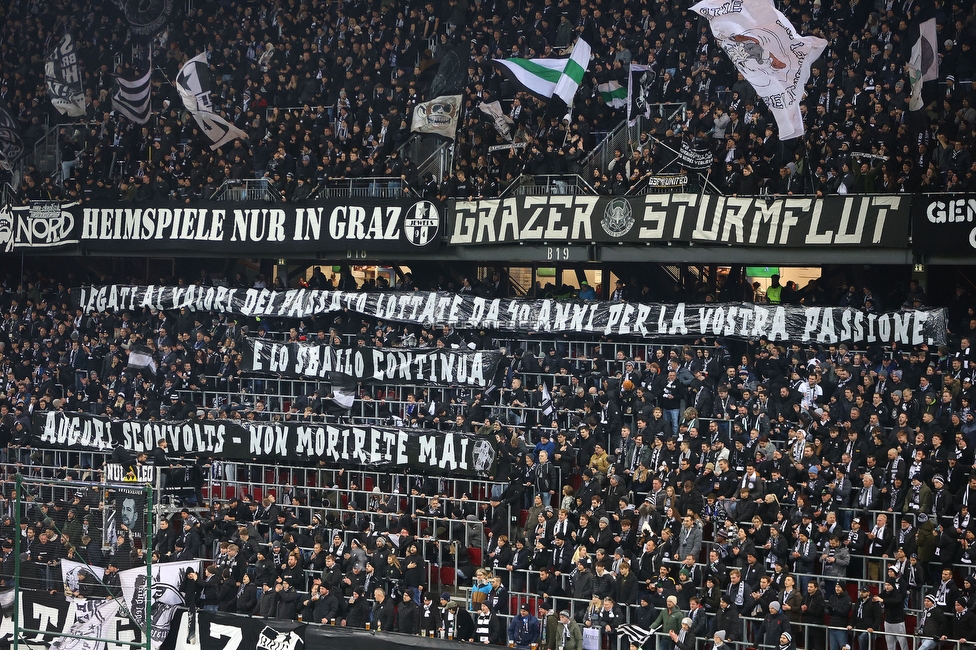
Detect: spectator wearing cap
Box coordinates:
(651, 595, 684, 650)
(951, 598, 976, 648)
(416, 591, 439, 636)
(849, 584, 882, 650)
(757, 600, 791, 650)
(342, 587, 369, 629)
(918, 594, 949, 650)
(396, 588, 420, 634)
(825, 582, 852, 650)
(509, 602, 540, 648)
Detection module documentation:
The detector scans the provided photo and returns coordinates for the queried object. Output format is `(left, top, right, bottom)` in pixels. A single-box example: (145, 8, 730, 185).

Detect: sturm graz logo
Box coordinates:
(257, 626, 303, 650)
(403, 200, 440, 247)
(601, 198, 635, 238)
(472, 438, 495, 473)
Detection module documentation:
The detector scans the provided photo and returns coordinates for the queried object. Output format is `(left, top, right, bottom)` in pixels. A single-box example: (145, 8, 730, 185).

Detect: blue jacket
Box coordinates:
(509, 613, 540, 646)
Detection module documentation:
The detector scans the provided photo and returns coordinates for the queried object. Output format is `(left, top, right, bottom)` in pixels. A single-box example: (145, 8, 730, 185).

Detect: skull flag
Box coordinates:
(410, 95, 462, 140)
(692, 0, 826, 140)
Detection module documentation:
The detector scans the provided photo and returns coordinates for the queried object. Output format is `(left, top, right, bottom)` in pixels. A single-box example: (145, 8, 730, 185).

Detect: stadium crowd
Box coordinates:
(0, 266, 975, 650)
(2, 0, 976, 204)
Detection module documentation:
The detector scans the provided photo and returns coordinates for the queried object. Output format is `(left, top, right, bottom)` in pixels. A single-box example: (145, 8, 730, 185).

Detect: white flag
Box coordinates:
(908, 17, 938, 111)
(411, 94, 463, 140)
(120, 560, 199, 649)
(692, 0, 826, 140)
(478, 100, 515, 141)
(912, 18, 939, 83)
(45, 33, 86, 117)
(176, 53, 247, 150)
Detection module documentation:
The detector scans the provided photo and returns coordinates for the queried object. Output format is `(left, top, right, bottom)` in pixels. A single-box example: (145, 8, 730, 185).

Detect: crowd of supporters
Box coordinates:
(2, 266, 976, 649)
(3, 0, 976, 204)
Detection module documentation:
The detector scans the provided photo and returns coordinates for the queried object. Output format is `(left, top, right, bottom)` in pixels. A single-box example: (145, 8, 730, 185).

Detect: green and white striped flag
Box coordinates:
(598, 80, 627, 108)
(492, 39, 591, 106)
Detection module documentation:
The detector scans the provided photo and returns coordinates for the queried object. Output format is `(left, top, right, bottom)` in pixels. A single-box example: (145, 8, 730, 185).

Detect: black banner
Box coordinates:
(8, 198, 441, 252)
(911, 194, 976, 254)
(0, 201, 78, 252)
(200, 610, 464, 650)
(448, 194, 909, 246)
(677, 142, 714, 170)
(32, 411, 498, 477)
(200, 611, 307, 650)
(243, 339, 502, 387)
(75, 286, 948, 345)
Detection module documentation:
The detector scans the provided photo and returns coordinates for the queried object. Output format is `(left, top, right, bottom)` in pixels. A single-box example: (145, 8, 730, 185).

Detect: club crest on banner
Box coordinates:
(601, 198, 635, 238)
(472, 438, 496, 473)
(257, 626, 304, 650)
(403, 200, 440, 247)
(0, 204, 13, 253)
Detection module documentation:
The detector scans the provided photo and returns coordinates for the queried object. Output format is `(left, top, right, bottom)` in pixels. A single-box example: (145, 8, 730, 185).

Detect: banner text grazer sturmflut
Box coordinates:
(242, 339, 502, 387)
(448, 194, 908, 246)
(32, 411, 498, 477)
(74, 286, 948, 346)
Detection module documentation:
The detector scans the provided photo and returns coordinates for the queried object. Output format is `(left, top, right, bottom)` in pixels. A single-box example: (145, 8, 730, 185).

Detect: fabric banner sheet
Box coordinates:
(31, 411, 500, 477)
(74, 285, 948, 346)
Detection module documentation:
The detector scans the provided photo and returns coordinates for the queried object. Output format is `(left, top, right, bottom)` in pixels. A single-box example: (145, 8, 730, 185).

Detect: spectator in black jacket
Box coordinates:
(880, 579, 908, 650)
(917, 594, 948, 650)
(275, 579, 300, 620)
(756, 601, 791, 650)
(303, 583, 339, 624)
(344, 588, 370, 628)
(801, 582, 825, 650)
(235, 573, 257, 615)
(825, 583, 852, 650)
(849, 585, 882, 650)
(951, 598, 976, 646)
(397, 588, 421, 635)
(371, 587, 396, 631)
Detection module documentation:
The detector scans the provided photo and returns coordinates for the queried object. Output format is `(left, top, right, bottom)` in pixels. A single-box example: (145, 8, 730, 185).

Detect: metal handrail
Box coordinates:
(209, 178, 282, 201)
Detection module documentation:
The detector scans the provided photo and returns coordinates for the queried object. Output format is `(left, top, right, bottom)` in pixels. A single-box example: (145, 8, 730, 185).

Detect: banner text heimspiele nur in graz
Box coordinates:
(75, 285, 948, 345)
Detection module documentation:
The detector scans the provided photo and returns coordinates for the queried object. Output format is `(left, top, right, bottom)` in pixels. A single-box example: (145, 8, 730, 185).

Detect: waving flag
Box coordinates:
(692, 0, 826, 140)
(541, 381, 554, 419)
(411, 95, 463, 140)
(112, 67, 152, 124)
(493, 39, 591, 108)
(598, 80, 627, 108)
(908, 17, 938, 111)
(0, 106, 24, 171)
(176, 53, 247, 150)
(45, 33, 86, 117)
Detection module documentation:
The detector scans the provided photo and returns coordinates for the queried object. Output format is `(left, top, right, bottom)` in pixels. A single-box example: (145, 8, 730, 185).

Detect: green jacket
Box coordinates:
(653, 606, 684, 635)
(916, 520, 936, 563)
(557, 619, 583, 650)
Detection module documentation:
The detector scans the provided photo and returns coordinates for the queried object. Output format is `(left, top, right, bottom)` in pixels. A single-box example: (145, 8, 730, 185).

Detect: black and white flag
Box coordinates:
(541, 382, 554, 419)
(627, 64, 655, 125)
(176, 53, 247, 150)
(123, 0, 174, 36)
(126, 344, 156, 377)
(617, 624, 654, 647)
(112, 67, 152, 124)
(0, 106, 24, 171)
(45, 33, 86, 117)
(478, 100, 515, 142)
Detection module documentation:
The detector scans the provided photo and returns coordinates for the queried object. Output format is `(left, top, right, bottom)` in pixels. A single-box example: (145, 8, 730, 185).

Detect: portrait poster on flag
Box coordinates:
(692, 0, 826, 139)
